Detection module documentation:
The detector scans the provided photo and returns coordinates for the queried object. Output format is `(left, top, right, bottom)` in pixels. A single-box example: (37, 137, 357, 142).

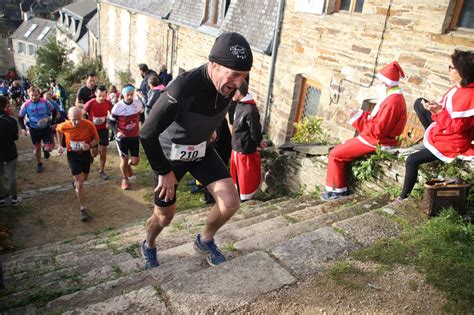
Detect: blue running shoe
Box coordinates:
(141, 240, 159, 269)
(321, 191, 348, 201)
(36, 162, 44, 173)
(193, 234, 226, 266)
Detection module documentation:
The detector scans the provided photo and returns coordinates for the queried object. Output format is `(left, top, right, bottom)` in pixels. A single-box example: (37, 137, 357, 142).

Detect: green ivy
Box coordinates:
(291, 116, 329, 144)
(351, 147, 396, 181)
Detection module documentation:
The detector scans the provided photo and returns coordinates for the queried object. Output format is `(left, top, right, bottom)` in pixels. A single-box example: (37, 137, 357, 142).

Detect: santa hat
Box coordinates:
(375, 61, 405, 86)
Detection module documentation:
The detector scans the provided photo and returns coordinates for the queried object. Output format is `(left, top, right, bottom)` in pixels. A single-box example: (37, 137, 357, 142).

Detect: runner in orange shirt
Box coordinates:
(57, 107, 99, 222)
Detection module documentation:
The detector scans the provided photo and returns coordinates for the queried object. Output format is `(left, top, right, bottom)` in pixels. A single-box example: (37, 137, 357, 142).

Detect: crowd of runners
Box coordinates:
(0, 32, 473, 270)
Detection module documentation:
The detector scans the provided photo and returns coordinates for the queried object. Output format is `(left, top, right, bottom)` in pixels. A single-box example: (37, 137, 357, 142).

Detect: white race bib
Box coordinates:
(92, 116, 106, 125)
(170, 141, 206, 161)
(37, 117, 50, 127)
(70, 140, 84, 151)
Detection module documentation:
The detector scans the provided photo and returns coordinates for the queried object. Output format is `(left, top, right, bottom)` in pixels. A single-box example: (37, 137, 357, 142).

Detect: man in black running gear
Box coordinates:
(140, 32, 253, 268)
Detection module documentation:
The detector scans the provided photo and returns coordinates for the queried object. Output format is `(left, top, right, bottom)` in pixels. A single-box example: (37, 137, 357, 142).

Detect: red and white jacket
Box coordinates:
(110, 98, 143, 137)
(349, 87, 407, 148)
(424, 83, 474, 162)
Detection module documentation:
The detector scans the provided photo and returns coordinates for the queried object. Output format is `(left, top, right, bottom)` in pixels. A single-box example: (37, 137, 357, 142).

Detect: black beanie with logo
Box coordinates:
(208, 32, 253, 71)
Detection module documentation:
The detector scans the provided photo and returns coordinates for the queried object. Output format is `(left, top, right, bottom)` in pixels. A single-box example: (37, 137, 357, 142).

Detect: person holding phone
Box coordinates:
(398, 50, 474, 200)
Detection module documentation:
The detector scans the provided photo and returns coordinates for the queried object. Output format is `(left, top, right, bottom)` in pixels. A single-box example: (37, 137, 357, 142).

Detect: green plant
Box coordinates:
(353, 208, 474, 313)
(117, 69, 134, 87)
(224, 242, 238, 252)
(351, 147, 395, 182)
(291, 116, 329, 144)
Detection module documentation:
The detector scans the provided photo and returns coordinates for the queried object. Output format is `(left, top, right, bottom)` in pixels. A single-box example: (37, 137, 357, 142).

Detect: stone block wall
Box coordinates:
(98, 2, 272, 115)
(267, 0, 474, 145)
(98, 0, 473, 147)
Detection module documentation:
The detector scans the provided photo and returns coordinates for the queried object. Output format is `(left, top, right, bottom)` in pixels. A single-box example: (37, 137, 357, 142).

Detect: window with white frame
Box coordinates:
(29, 44, 34, 55)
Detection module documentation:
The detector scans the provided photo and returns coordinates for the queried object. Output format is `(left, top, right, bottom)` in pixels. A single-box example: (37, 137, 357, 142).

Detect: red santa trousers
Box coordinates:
(230, 150, 261, 201)
(325, 137, 376, 192)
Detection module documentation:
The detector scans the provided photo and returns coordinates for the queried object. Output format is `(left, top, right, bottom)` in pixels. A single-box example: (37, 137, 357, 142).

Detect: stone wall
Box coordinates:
(267, 0, 474, 145)
(98, 3, 273, 113)
(98, 0, 473, 147)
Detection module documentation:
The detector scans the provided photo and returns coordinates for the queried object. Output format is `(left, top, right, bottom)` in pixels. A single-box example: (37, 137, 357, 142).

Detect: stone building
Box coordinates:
(10, 17, 56, 77)
(56, 0, 97, 65)
(97, 0, 474, 145)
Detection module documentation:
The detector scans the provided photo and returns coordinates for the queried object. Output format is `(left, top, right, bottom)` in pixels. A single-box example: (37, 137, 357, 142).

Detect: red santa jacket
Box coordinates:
(424, 83, 474, 162)
(349, 87, 407, 148)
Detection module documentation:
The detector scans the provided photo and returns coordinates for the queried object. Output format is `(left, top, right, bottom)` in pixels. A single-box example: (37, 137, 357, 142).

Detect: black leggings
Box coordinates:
(413, 98, 434, 130)
(400, 148, 438, 198)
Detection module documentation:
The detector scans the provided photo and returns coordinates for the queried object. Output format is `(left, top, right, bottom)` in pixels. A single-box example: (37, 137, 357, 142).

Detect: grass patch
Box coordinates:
(329, 261, 365, 289)
(171, 219, 186, 231)
(282, 214, 300, 224)
(0, 286, 82, 312)
(353, 208, 474, 313)
(123, 242, 140, 258)
(224, 242, 237, 252)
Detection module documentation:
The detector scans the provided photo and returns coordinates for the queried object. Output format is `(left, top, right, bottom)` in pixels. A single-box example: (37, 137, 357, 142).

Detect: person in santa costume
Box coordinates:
(230, 81, 266, 201)
(321, 61, 408, 200)
(398, 50, 474, 200)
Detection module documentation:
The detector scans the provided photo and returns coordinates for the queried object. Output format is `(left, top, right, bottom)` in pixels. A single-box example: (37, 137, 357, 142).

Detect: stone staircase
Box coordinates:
(0, 193, 421, 314)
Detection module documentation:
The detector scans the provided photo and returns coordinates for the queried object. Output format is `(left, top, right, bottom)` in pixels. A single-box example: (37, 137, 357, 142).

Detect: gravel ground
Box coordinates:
(238, 259, 447, 314)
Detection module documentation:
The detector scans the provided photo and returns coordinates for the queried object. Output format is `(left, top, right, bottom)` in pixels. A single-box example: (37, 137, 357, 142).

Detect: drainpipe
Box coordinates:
(262, 0, 284, 133)
(167, 23, 175, 76)
(96, 1, 101, 63)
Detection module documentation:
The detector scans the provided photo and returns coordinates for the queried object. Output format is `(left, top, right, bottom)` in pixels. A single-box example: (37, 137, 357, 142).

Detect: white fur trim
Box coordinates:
(369, 88, 403, 118)
(423, 123, 454, 163)
(457, 155, 474, 161)
(240, 189, 258, 201)
(240, 93, 253, 102)
(376, 72, 399, 87)
(444, 87, 474, 118)
(348, 109, 363, 125)
(356, 135, 377, 148)
(325, 186, 348, 193)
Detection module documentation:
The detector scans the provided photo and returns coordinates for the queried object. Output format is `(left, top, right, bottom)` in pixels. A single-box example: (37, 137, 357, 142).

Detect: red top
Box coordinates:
(349, 89, 407, 147)
(83, 99, 112, 130)
(111, 99, 143, 137)
(424, 83, 474, 162)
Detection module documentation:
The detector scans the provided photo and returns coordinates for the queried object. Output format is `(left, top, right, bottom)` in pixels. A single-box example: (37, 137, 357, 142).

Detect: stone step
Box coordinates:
(0, 254, 141, 308)
(234, 194, 390, 253)
(161, 251, 296, 313)
(271, 226, 357, 277)
(220, 198, 325, 234)
(64, 286, 167, 314)
(333, 208, 404, 246)
(45, 256, 205, 313)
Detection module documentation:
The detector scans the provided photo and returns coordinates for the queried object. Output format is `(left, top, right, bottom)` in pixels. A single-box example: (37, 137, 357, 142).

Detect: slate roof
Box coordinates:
(10, 17, 56, 45)
(102, 0, 278, 54)
(101, 0, 172, 18)
(86, 14, 98, 38)
(167, 0, 206, 28)
(62, 0, 96, 18)
(219, 0, 278, 54)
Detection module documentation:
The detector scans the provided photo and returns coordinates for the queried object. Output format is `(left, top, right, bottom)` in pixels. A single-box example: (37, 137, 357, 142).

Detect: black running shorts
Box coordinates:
(97, 128, 109, 146)
(153, 146, 230, 207)
(67, 151, 92, 176)
(116, 136, 139, 157)
(30, 127, 54, 145)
